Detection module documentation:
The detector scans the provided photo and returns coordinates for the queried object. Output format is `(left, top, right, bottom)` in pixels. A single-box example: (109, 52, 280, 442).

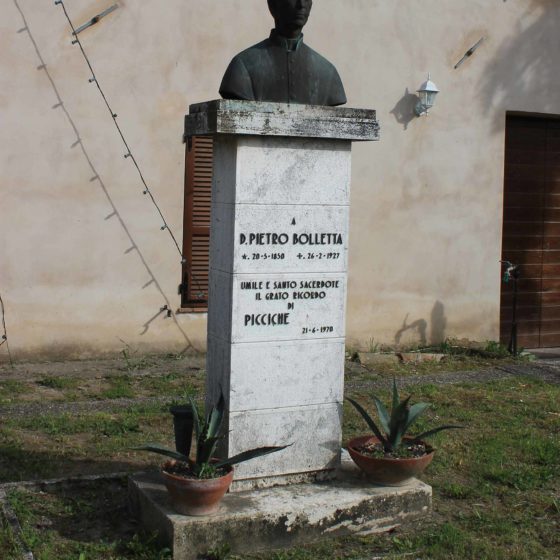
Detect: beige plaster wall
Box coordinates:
(1, 0, 559, 361)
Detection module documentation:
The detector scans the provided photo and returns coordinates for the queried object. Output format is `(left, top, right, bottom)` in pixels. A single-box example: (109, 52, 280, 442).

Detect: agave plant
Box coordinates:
(347, 380, 463, 454)
(137, 394, 288, 478)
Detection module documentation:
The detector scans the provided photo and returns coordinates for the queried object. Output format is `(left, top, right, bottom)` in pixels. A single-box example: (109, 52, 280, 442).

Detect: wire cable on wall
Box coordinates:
(8, 0, 198, 361)
(54, 0, 205, 297)
(0, 293, 14, 367)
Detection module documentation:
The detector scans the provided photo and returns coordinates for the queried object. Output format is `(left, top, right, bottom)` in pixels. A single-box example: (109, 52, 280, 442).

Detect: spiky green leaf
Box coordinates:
(207, 393, 225, 439)
(346, 397, 388, 448)
(388, 395, 411, 448)
(188, 395, 201, 442)
(373, 396, 390, 435)
(412, 425, 464, 442)
(197, 436, 221, 465)
(404, 402, 431, 433)
(214, 445, 290, 469)
(133, 444, 189, 463)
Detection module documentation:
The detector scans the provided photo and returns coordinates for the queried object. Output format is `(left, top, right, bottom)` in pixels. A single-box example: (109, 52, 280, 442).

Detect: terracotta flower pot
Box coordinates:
(347, 435, 434, 486)
(161, 460, 234, 516)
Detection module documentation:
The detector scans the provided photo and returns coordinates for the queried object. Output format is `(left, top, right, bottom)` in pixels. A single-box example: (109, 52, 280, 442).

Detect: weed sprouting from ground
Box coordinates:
(37, 377, 79, 390)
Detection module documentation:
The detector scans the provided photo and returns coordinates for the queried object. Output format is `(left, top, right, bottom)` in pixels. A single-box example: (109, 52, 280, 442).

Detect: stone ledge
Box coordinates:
(185, 99, 380, 142)
(128, 455, 431, 560)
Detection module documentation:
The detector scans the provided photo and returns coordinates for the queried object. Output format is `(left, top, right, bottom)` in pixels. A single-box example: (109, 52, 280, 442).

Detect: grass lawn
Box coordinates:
(0, 370, 204, 406)
(0, 364, 558, 559)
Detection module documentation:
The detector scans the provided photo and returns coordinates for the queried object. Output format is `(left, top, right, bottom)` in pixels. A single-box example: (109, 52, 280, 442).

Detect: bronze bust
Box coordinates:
(219, 0, 347, 106)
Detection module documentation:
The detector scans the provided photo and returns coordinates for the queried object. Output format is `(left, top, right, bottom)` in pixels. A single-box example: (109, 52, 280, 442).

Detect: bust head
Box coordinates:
(267, 0, 313, 38)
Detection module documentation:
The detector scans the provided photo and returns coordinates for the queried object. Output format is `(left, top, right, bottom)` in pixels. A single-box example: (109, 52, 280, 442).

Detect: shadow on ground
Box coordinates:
(0, 446, 156, 484)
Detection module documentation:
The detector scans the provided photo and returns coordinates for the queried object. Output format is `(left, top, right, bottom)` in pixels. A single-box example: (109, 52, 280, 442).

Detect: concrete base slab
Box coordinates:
(128, 454, 432, 560)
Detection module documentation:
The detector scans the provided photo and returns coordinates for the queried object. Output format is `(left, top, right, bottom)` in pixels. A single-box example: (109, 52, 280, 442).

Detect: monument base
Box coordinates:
(128, 453, 432, 560)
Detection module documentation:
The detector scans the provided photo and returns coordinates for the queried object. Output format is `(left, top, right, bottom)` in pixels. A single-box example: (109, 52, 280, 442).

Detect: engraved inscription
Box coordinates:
(239, 232, 343, 246)
(231, 206, 350, 274)
(231, 273, 346, 343)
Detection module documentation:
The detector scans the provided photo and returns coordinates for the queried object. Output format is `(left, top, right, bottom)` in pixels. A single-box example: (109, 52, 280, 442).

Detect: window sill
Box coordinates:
(176, 307, 208, 314)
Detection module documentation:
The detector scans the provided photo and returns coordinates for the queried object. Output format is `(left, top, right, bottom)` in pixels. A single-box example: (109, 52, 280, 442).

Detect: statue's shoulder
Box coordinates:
(220, 39, 272, 100)
(300, 43, 339, 75)
(229, 39, 272, 66)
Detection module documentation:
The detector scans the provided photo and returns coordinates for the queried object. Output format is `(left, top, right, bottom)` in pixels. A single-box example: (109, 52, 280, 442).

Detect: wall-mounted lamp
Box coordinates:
(415, 74, 439, 117)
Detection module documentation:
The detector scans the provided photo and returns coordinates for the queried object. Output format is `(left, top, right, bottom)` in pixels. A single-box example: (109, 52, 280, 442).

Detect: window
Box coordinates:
(180, 136, 213, 310)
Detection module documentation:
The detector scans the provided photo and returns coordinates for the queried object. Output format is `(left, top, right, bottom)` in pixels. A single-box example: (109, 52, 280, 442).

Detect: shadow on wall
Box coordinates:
(480, 3, 560, 129)
(394, 300, 447, 346)
(12, 0, 195, 355)
(395, 315, 427, 346)
(430, 300, 447, 345)
(390, 88, 418, 131)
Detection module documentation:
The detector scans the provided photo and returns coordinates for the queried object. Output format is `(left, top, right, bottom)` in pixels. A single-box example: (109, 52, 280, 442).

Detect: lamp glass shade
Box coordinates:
(417, 76, 440, 110)
(424, 90, 438, 109)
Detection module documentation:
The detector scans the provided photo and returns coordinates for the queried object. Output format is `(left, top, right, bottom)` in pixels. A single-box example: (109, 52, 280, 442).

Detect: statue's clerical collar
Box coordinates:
(269, 29, 304, 52)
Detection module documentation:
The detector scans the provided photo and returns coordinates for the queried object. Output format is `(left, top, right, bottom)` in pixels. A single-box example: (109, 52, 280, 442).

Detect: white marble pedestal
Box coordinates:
(185, 100, 379, 489)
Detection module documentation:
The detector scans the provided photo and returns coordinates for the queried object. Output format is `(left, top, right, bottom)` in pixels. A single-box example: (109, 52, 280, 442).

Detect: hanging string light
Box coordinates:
(6, 0, 203, 364)
(54, 0, 206, 299)
(0, 293, 14, 367)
